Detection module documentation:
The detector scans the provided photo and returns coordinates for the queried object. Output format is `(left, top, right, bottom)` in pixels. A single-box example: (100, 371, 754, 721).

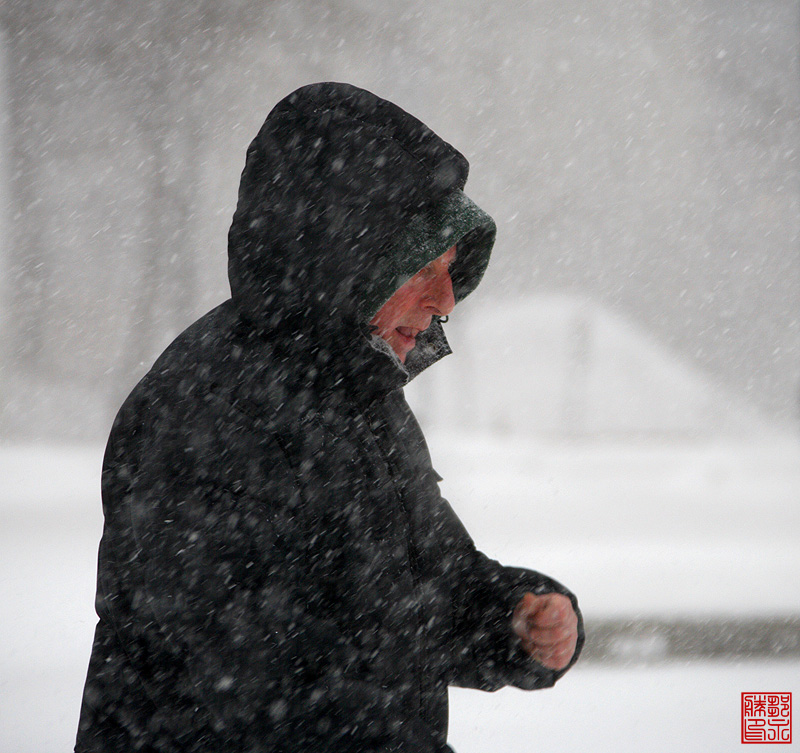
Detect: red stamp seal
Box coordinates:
(742, 693, 792, 744)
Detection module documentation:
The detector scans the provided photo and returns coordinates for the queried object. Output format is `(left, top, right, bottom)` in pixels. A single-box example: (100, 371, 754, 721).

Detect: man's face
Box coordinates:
(369, 245, 457, 363)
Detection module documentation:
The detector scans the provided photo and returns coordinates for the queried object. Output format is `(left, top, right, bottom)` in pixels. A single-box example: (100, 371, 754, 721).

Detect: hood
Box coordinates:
(227, 82, 495, 378)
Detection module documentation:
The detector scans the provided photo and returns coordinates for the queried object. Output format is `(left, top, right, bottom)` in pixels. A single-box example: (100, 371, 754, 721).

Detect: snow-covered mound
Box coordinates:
(407, 294, 782, 439)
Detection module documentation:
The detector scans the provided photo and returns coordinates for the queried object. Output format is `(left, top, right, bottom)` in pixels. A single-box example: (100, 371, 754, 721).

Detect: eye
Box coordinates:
(419, 264, 436, 279)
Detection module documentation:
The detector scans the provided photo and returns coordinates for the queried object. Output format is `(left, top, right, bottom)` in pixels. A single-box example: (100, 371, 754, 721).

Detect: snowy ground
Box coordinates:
(1, 440, 798, 751)
(428, 431, 800, 619)
(448, 661, 799, 753)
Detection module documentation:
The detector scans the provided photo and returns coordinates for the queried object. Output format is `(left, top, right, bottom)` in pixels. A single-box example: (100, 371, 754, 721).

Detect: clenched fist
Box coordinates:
(511, 592, 579, 670)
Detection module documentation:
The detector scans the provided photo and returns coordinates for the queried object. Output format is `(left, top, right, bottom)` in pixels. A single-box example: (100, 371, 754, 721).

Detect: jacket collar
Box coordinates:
(228, 311, 452, 420)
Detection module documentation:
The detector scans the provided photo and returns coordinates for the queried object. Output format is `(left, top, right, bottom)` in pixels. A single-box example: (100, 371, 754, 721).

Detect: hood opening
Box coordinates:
(359, 189, 496, 322)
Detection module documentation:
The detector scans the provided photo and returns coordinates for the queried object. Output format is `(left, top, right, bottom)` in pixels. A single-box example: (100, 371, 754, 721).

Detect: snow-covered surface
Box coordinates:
(0, 440, 797, 750)
(428, 431, 800, 618)
(448, 660, 799, 753)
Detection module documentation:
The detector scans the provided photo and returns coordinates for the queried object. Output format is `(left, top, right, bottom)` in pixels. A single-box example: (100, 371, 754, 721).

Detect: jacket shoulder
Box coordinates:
(104, 300, 290, 469)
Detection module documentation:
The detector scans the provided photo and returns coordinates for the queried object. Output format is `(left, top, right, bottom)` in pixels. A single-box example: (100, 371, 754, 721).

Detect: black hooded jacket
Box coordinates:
(75, 83, 583, 753)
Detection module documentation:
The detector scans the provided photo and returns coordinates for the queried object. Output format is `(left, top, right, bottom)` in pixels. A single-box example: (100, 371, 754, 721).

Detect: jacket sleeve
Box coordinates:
(429, 493, 585, 692)
(97, 385, 445, 753)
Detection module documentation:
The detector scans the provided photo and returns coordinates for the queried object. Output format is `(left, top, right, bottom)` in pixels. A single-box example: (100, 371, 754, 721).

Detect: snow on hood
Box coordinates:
(227, 83, 495, 363)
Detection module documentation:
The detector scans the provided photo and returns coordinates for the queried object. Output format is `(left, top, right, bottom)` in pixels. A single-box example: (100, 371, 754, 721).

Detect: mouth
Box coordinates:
(395, 327, 419, 346)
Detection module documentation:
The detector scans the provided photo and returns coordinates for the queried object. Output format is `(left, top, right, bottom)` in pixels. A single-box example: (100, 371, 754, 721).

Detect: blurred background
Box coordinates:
(0, 0, 797, 751)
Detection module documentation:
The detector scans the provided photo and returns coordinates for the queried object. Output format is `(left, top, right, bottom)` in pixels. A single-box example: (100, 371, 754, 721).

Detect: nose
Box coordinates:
(424, 268, 455, 317)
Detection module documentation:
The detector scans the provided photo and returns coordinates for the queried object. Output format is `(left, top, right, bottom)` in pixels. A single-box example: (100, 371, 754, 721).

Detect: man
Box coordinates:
(76, 82, 583, 753)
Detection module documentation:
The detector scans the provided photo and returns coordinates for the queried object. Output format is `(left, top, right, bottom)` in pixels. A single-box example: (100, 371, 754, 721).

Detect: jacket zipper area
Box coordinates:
(350, 400, 430, 725)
